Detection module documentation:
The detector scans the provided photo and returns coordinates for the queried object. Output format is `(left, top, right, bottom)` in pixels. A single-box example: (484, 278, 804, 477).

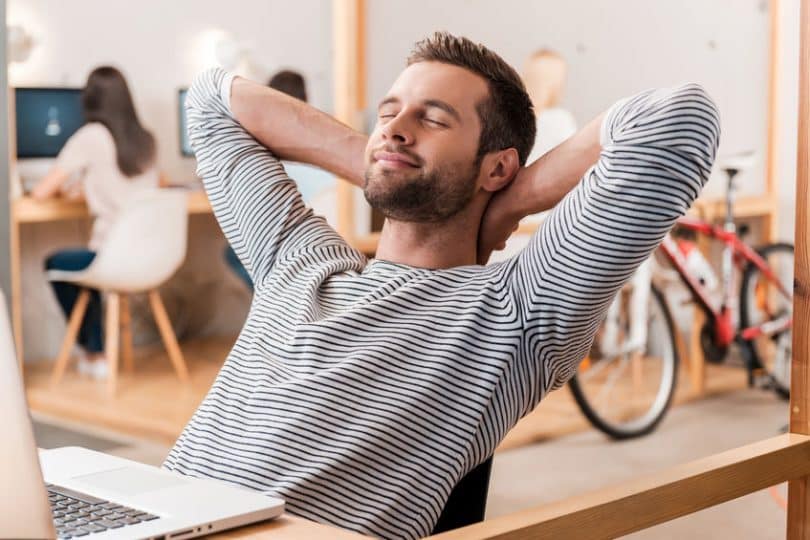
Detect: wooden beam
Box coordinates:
(788, 0, 810, 537)
(428, 434, 810, 540)
(332, 0, 366, 245)
(765, 0, 782, 242)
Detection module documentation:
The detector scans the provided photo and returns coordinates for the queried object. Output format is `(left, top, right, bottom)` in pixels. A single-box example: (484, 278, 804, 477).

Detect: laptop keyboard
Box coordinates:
(47, 483, 160, 538)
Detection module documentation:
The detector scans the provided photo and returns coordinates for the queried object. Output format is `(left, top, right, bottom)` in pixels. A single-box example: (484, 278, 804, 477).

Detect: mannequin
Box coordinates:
(522, 49, 577, 163)
(488, 49, 578, 263)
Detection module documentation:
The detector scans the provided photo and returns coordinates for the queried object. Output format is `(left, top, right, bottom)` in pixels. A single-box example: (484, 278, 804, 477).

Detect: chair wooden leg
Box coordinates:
(50, 289, 91, 387)
(689, 307, 707, 396)
(148, 290, 189, 382)
(120, 295, 134, 373)
(106, 292, 120, 395)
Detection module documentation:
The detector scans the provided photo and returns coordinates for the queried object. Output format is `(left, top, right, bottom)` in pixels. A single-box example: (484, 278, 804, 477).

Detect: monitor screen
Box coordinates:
(178, 88, 193, 157)
(15, 88, 84, 158)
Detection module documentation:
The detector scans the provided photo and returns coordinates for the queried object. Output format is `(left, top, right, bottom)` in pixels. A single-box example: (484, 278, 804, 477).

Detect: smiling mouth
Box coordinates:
(373, 151, 420, 168)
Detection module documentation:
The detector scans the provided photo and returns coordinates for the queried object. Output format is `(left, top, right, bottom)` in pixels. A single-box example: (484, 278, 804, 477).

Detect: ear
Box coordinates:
(479, 148, 520, 192)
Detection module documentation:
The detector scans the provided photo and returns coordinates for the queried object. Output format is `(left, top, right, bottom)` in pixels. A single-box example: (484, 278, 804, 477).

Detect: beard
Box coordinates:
(363, 158, 480, 223)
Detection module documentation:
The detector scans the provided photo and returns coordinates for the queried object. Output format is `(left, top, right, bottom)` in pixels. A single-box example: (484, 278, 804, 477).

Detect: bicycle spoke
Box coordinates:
(570, 281, 679, 439)
(594, 355, 631, 414)
(579, 353, 621, 382)
(740, 243, 794, 397)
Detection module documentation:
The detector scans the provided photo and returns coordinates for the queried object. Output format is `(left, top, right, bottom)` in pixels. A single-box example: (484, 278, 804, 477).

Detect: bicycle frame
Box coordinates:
(596, 159, 792, 360)
(660, 216, 792, 348)
(573, 156, 794, 439)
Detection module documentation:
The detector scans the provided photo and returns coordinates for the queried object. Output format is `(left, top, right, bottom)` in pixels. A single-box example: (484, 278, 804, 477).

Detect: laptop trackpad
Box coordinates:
(74, 466, 188, 497)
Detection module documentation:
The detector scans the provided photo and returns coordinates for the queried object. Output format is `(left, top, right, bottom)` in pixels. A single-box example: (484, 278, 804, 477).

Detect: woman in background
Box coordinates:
(33, 66, 159, 379)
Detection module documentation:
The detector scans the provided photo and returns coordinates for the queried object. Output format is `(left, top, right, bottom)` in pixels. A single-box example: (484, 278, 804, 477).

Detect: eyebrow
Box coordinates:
(378, 96, 462, 123)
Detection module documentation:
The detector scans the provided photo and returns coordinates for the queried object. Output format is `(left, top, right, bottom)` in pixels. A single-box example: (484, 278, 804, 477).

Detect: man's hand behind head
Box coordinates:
(476, 174, 524, 265)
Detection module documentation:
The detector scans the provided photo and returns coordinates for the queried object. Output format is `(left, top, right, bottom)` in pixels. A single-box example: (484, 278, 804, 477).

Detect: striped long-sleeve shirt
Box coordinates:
(164, 68, 720, 539)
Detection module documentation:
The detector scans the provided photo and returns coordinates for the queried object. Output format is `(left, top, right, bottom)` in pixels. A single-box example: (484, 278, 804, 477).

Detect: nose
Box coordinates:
(381, 113, 415, 146)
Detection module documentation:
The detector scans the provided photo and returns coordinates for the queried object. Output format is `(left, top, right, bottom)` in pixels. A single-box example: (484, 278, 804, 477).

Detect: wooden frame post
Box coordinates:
(765, 0, 783, 243)
(332, 0, 366, 246)
(787, 0, 810, 537)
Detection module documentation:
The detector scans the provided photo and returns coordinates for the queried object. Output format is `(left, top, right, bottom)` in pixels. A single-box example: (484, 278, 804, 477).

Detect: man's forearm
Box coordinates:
(229, 76, 367, 187)
(507, 112, 605, 219)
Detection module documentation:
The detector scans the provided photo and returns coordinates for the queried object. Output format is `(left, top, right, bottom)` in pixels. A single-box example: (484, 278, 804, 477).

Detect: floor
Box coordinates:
(25, 337, 238, 445)
(33, 411, 171, 467)
(487, 388, 789, 539)
(32, 386, 790, 539)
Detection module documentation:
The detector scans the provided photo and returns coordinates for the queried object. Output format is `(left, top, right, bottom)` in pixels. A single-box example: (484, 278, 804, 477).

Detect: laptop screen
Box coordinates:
(0, 289, 55, 537)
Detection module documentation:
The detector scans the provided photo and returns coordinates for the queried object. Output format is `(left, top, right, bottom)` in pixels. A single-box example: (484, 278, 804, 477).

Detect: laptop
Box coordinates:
(0, 289, 284, 539)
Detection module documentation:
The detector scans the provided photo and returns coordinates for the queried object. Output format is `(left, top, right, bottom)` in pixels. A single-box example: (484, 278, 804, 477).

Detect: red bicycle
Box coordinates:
(569, 152, 794, 439)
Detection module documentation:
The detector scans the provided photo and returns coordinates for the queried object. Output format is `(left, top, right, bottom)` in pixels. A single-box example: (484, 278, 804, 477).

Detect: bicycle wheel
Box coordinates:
(739, 243, 794, 399)
(569, 284, 679, 440)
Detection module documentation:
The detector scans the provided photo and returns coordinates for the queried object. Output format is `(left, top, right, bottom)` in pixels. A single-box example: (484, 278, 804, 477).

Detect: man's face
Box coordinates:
(364, 61, 488, 222)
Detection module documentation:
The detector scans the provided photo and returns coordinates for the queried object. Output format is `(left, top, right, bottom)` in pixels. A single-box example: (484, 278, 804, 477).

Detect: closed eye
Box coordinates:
(424, 118, 447, 127)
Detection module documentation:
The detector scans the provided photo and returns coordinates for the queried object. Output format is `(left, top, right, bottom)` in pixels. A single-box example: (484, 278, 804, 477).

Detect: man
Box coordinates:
(165, 32, 719, 539)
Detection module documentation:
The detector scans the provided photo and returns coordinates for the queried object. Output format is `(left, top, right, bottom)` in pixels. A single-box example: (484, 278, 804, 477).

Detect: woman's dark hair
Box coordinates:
(81, 66, 156, 177)
(268, 70, 308, 102)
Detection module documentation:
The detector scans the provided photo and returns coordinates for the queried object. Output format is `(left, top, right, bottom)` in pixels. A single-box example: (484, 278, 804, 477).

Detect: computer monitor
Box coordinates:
(178, 88, 193, 157)
(15, 88, 84, 158)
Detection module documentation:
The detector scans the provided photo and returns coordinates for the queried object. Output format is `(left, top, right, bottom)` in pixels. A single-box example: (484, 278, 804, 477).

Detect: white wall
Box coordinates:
(9, 0, 334, 184)
(367, 0, 798, 238)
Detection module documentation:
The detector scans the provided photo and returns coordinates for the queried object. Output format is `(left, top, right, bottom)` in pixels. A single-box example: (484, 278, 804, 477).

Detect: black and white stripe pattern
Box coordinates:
(164, 68, 719, 539)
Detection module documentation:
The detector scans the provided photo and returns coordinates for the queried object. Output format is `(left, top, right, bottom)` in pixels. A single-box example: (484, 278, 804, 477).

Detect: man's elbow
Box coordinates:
(670, 83, 721, 167)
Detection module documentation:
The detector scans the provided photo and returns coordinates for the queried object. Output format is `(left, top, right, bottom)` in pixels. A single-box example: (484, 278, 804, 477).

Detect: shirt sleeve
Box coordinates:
(511, 83, 720, 402)
(185, 68, 353, 288)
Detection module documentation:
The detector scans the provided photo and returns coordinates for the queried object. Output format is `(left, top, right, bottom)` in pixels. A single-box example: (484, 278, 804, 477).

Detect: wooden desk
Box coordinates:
(691, 193, 778, 241)
(12, 190, 212, 224)
(217, 514, 371, 539)
(9, 191, 213, 368)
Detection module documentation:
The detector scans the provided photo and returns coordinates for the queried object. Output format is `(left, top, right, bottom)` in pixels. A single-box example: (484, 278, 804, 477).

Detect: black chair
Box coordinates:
(430, 457, 493, 534)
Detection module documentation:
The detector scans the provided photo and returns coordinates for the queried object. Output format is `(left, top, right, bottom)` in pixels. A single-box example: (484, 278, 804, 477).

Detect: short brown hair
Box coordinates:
(407, 32, 536, 165)
(268, 70, 308, 102)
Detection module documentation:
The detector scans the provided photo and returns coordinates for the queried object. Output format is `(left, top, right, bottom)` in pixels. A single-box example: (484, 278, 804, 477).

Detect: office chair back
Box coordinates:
(431, 457, 493, 534)
(47, 190, 188, 292)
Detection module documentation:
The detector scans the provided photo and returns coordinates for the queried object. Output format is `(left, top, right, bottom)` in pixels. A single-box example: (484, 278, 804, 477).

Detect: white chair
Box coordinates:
(48, 190, 190, 394)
